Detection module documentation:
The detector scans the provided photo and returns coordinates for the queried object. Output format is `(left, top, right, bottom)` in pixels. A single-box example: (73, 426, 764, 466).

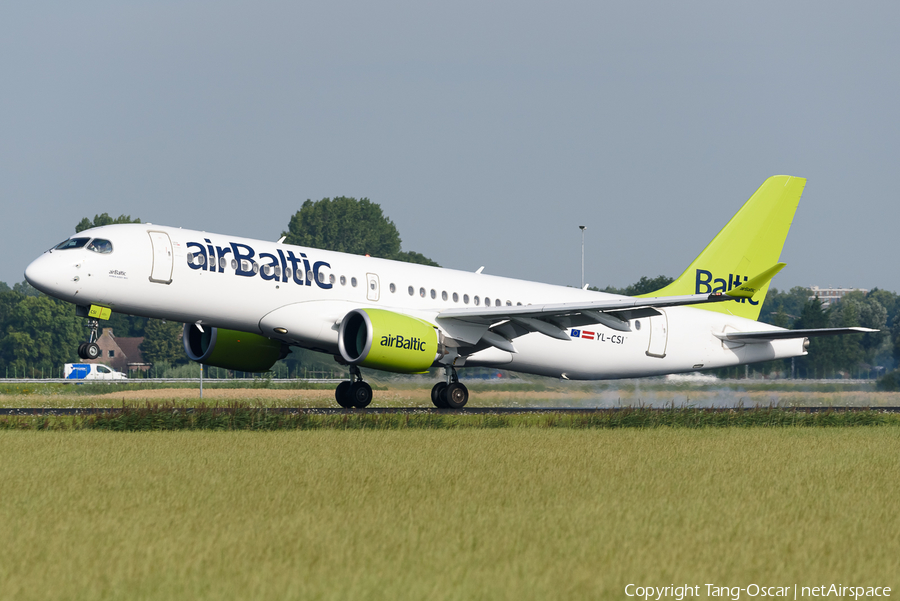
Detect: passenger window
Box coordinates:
(87, 239, 113, 254)
(463, 294, 469, 304)
(419, 287, 426, 298)
(351, 277, 357, 287)
(495, 299, 501, 307)
(54, 238, 90, 250)
(408, 286, 414, 296)
(441, 291, 448, 301)
(485, 297, 490, 306)
(330, 274, 336, 284)
(474, 296, 480, 306)
(452, 292, 459, 303)
(98, 366, 110, 373)
(390, 283, 396, 293)
(430, 289, 436, 299)
(341, 275, 347, 286)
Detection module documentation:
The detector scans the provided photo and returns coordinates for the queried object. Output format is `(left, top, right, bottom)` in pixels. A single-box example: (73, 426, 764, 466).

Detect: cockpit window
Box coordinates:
(87, 239, 113, 254)
(54, 238, 90, 250)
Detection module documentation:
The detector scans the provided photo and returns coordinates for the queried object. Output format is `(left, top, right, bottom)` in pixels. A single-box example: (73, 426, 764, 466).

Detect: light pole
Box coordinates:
(579, 225, 586, 288)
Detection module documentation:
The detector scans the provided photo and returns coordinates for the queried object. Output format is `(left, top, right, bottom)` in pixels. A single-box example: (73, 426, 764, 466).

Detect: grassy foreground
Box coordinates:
(1, 429, 898, 600)
(3, 405, 900, 430)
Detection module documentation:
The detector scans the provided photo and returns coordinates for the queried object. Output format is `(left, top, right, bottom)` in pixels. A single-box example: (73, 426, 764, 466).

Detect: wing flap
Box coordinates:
(437, 293, 731, 326)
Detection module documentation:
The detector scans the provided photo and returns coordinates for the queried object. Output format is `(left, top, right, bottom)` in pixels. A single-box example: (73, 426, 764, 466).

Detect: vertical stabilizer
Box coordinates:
(641, 175, 805, 321)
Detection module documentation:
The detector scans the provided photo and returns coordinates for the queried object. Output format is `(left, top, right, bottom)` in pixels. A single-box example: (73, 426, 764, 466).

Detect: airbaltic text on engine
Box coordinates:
(186, 239, 333, 288)
(380, 335, 427, 352)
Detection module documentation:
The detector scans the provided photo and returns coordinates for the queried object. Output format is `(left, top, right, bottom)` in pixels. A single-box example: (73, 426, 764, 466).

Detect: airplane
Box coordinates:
(24, 175, 875, 409)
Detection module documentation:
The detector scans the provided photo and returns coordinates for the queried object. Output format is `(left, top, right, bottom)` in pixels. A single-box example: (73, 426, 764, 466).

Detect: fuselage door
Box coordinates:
(148, 231, 174, 284)
(366, 273, 380, 302)
(645, 309, 668, 358)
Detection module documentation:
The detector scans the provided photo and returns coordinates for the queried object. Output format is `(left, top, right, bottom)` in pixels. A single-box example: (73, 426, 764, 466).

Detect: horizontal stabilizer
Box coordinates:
(715, 327, 878, 343)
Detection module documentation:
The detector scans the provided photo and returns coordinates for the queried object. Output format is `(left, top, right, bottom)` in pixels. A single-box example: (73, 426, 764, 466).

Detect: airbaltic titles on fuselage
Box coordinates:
(185, 239, 333, 289)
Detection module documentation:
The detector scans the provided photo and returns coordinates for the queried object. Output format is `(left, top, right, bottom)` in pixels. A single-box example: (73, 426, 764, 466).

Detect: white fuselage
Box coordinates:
(25, 224, 806, 378)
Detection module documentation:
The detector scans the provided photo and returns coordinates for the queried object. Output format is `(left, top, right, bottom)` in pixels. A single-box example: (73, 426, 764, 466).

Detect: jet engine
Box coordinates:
(338, 309, 442, 373)
(183, 324, 286, 372)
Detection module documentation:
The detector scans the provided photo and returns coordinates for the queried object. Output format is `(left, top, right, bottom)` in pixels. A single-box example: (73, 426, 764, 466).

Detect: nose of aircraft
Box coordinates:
(24, 252, 60, 296)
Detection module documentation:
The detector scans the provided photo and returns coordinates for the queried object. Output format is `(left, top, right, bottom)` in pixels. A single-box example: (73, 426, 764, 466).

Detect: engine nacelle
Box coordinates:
(338, 309, 441, 373)
(183, 324, 286, 372)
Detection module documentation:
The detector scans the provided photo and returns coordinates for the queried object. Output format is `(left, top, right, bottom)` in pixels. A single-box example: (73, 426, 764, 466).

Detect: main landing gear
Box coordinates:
(431, 366, 469, 409)
(77, 319, 101, 360)
(334, 365, 373, 409)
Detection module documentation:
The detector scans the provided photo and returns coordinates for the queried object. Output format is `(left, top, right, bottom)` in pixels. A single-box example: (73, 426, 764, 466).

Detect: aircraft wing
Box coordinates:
(715, 327, 879, 343)
(435, 293, 734, 351)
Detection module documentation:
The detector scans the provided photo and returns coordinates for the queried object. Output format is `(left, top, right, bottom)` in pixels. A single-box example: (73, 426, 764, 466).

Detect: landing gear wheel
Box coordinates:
(350, 381, 373, 408)
(335, 381, 354, 408)
(431, 382, 448, 408)
(77, 318, 101, 360)
(84, 342, 101, 360)
(442, 382, 469, 409)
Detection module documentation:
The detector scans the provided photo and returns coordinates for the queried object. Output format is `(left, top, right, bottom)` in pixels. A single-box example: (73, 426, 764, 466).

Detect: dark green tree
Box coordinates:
(395, 250, 440, 268)
(600, 275, 674, 296)
(12, 280, 41, 297)
(76, 213, 141, 233)
(282, 197, 439, 266)
(140, 320, 185, 366)
(0, 292, 84, 376)
(829, 292, 888, 373)
(758, 286, 811, 326)
(104, 312, 148, 339)
(793, 297, 838, 378)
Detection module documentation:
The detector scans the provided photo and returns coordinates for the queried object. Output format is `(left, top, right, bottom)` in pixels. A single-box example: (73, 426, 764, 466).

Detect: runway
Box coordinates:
(3, 406, 900, 416)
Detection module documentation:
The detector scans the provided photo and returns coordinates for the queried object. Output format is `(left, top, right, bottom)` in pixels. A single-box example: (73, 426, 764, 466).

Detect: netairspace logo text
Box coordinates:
(624, 584, 892, 601)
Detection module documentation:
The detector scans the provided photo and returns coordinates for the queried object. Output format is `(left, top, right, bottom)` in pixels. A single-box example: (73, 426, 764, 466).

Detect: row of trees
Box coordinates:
(3, 205, 899, 381)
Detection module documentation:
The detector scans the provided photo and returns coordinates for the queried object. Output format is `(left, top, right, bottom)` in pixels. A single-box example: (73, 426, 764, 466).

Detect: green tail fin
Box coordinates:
(640, 175, 806, 320)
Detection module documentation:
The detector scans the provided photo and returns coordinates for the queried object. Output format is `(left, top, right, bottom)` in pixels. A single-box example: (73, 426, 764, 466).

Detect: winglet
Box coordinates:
(725, 263, 786, 299)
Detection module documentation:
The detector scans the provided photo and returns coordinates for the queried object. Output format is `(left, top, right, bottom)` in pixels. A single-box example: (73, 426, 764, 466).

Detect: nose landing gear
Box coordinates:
(77, 318, 101, 360)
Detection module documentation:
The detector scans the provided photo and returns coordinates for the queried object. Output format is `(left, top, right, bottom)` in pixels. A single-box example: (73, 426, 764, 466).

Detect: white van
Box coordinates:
(64, 363, 128, 380)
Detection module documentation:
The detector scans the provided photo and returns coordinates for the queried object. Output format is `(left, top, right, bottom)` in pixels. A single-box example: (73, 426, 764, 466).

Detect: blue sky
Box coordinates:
(3, 1, 898, 293)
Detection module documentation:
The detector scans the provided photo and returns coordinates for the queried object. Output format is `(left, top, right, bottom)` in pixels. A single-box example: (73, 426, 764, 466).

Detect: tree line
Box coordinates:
(3, 206, 899, 382)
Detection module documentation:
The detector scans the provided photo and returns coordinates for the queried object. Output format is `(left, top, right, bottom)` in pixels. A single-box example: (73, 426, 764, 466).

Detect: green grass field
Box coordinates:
(1, 428, 898, 600)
